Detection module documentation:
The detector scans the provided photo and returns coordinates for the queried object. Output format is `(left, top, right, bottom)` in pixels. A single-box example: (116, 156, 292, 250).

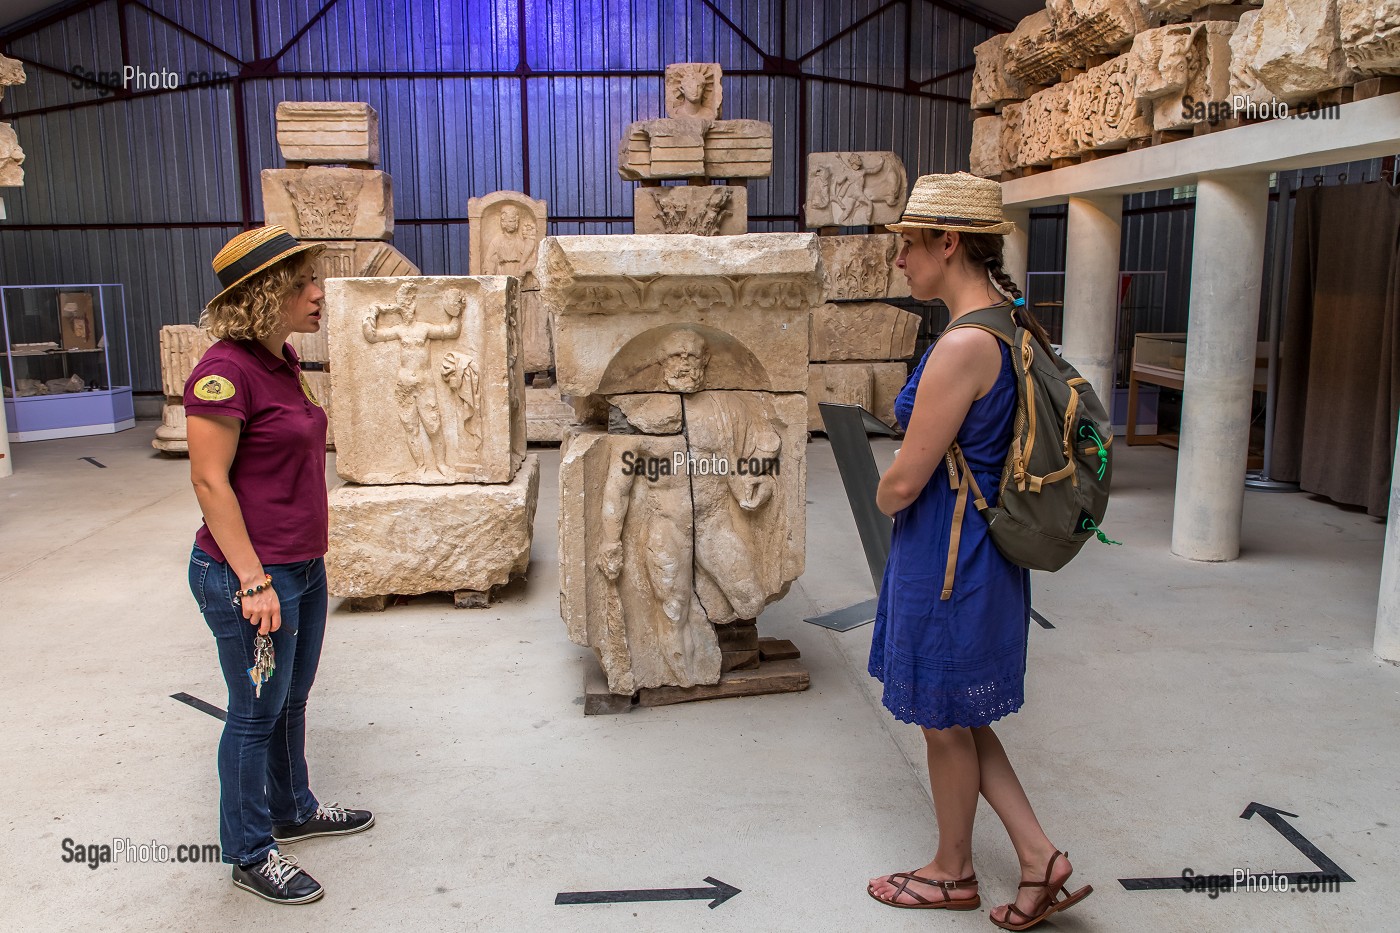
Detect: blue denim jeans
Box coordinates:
(189, 545, 326, 866)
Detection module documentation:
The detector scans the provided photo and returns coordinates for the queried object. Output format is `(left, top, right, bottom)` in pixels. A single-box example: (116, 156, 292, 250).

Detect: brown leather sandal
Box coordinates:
(989, 851, 1092, 931)
(867, 871, 980, 910)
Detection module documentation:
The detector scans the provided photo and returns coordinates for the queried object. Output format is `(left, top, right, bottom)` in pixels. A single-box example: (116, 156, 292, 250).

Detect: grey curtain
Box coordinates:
(1272, 182, 1400, 516)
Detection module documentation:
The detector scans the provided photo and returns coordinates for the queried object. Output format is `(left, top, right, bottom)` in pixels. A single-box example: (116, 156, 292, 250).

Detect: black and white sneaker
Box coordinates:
(272, 802, 375, 843)
(231, 850, 323, 904)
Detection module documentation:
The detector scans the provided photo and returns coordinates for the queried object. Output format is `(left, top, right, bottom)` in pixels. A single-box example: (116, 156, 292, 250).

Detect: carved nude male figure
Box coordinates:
(362, 282, 465, 475)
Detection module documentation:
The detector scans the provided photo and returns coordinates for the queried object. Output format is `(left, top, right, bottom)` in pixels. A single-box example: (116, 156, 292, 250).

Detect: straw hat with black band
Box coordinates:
(209, 225, 323, 304)
(887, 171, 1016, 235)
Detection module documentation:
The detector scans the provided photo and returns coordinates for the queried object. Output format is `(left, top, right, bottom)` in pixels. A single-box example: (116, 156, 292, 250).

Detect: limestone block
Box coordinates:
(262, 167, 393, 240)
(559, 393, 806, 693)
(970, 114, 1006, 177)
(302, 370, 335, 449)
(972, 34, 1034, 109)
(1005, 11, 1076, 84)
(1339, 0, 1400, 74)
(702, 120, 773, 178)
(467, 190, 547, 288)
(159, 324, 216, 397)
(313, 241, 420, 282)
(538, 233, 821, 396)
(520, 291, 553, 374)
(1141, 0, 1214, 17)
(808, 362, 907, 431)
(1230, 0, 1358, 103)
(152, 401, 188, 454)
(805, 152, 908, 228)
(619, 117, 708, 179)
(634, 185, 747, 235)
(1132, 23, 1237, 131)
(1068, 53, 1154, 149)
(1047, 0, 1159, 64)
(275, 101, 379, 165)
(0, 54, 23, 87)
(1018, 83, 1077, 166)
(525, 385, 580, 443)
(326, 275, 526, 484)
(608, 393, 684, 434)
(0, 123, 24, 187)
(665, 62, 723, 119)
(326, 454, 539, 598)
(809, 302, 920, 362)
(819, 234, 911, 301)
(1228, 10, 1279, 102)
(999, 102, 1026, 170)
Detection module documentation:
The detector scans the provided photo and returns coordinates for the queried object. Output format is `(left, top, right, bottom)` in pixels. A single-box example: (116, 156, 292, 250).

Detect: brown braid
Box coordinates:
(957, 231, 1054, 354)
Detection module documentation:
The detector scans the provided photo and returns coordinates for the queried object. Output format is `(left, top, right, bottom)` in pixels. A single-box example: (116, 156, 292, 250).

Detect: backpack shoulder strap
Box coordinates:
(942, 303, 1016, 345)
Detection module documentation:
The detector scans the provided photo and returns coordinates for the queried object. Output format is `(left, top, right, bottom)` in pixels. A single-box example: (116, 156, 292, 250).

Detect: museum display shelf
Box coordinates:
(1, 284, 135, 442)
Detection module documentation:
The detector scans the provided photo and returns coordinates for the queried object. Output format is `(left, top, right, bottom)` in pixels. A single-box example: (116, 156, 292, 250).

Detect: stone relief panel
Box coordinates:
(1230, 0, 1359, 103)
(808, 362, 907, 432)
(1338, 0, 1400, 75)
(327, 455, 538, 598)
(970, 114, 1006, 178)
(1018, 83, 1076, 166)
(1131, 22, 1237, 131)
(326, 275, 524, 485)
(275, 101, 379, 165)
(1047, 0, 1159, 64)
(0, 122, 25, 187)
(665, 62, 723, 119)
(467, 190, 548, 288)
(539, 233, 820, 396)
(805, 152, 908, 228)
(809, 302, 920, 362)
(1068, 52, 1152, 149)
(818, 234, 912, 302)
(971, 33, 1034, 109)
(633, 185, 747, 235)
(1005, 10, 1075, 84)
(262, 167, 393, 240)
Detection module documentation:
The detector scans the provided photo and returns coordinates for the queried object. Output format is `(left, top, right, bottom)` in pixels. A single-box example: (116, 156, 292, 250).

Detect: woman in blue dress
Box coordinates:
(865, 174, 1092, 931)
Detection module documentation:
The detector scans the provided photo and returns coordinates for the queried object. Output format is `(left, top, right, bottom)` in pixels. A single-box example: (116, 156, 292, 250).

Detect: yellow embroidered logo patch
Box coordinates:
(299, 373, 321, 407)
(194, 375, 236, 401)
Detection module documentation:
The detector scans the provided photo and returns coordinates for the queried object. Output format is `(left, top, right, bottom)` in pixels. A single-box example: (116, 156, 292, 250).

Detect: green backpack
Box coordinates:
(937, 303, 1118, 600)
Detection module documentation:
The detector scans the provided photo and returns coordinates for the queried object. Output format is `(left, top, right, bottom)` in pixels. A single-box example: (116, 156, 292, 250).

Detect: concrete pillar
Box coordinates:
(1060, 196, 1122, 400)
(0, 397, 10, 479)
(1375, 416, 1400, 661)
(1171, 173, 1270, 561)
(1003, 207, 1030, 293)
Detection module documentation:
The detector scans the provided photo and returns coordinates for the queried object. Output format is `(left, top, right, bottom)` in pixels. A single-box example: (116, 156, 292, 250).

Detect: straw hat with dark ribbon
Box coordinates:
(209, 225, 323, 303)
(887, 171, 1016, 235)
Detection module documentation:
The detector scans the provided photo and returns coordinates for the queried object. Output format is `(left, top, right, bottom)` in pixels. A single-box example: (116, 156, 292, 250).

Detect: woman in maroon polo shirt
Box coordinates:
(185, 225, 373, 905)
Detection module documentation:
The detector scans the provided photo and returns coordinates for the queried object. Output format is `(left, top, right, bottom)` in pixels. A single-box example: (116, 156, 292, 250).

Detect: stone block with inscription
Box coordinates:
(819, 234, 912, 302)
(805, 152, 908, 228)
(275, 101, 379, 165)
(262, 167, 393, 241)
(807, 362, 907, 432)
(634, 185, 747, 235)
(327, 454, 539, 598)
(539, 233, 820, 397)
(467, 190, 547, 289)
(809, 302, 920, 362)
(326, 275, 525, 484)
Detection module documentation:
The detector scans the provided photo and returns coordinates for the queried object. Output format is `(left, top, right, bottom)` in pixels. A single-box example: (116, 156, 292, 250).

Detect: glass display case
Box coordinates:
(1, 284, 134, 441)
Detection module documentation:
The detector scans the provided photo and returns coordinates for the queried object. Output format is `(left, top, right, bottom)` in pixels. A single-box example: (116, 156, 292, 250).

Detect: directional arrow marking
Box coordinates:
(1030, 608, 1054, 630)
(556, 877, 741, 909)
(1119, 802, 1354, 891)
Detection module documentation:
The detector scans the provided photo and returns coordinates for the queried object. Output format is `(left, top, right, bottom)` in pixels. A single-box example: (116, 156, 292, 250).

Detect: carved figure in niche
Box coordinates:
(482, 205, 540, 281)
(665, 63, 722, 120)
(284, 174, 363, 238)
(361, 282, 466, 475)
(440, 350, 481, 456)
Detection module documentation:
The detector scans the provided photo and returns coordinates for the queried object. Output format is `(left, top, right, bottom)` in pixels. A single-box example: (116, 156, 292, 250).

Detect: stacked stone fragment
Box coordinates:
(967, 0, 1400, 179)
(323, 275, 537, 608)
(1, 55, 27, 211)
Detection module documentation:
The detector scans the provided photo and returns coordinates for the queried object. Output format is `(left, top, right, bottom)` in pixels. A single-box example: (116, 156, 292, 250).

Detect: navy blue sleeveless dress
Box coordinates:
(868, 335, 1031, 729)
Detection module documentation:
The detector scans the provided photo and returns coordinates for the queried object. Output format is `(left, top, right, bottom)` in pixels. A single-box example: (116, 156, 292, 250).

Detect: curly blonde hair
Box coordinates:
(200, 248, 323, 341)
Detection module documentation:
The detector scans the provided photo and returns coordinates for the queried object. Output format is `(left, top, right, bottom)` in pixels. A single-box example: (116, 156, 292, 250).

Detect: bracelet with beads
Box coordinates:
(237, 574, 273, 599)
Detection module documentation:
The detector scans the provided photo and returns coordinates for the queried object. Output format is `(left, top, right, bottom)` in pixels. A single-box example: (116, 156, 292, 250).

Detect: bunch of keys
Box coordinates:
(248, 634, 276, 699)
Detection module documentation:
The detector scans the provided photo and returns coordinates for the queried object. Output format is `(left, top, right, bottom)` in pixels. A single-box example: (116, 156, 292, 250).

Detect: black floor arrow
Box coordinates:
(556, 877, 741, 909)
(171, 692, 226, 722)
(1119, 802, 1354, 891)
(1030, 608, 1054, 629)
(79, 457, 106, 468)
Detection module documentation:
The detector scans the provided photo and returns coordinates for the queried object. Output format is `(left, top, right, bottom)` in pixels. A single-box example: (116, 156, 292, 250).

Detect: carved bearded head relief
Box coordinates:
(660, 330, 709, 393)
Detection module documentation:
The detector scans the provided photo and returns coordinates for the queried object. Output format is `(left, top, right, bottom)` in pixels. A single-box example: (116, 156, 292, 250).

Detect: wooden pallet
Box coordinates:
(341, 580, 513, 612)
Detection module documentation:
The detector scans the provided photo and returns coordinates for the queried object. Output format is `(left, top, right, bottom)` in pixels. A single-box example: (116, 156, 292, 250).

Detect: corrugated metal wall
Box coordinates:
(0, 0, 996, 392)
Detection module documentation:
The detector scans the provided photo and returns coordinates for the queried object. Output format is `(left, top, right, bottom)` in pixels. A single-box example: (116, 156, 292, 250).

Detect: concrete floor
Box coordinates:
(2, 425, 1398, 932)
